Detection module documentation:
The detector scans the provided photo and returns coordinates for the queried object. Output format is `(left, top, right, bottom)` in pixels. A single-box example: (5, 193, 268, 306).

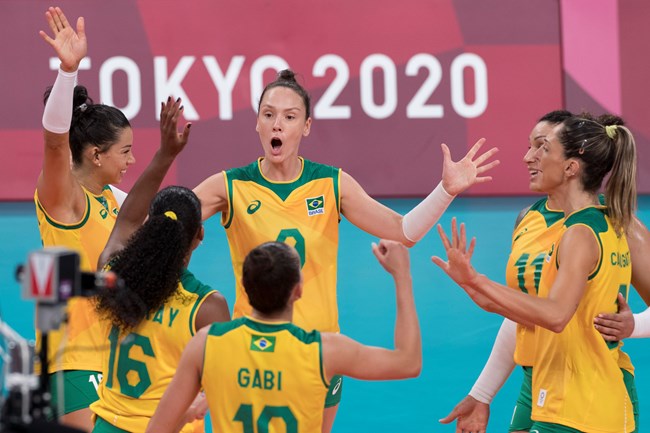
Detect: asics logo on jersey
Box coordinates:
(247, 200, 262, 215)
(332, 377, 342, 395)
(306, 195, 325, 216)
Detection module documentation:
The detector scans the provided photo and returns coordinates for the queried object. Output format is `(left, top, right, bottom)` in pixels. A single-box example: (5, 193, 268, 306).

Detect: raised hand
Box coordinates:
(441, 138, 500, 196)
(431, 218, 479, 287)
(439, 395, 490, 433)
(39, 7, 87, 72)
(159, 97, 192, 158)
(371, 239, 411, 281)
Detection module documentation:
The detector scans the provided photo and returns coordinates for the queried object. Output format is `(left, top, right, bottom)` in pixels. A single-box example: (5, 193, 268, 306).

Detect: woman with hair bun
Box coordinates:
(194, 68, 500, 431)
(36, 7, 135, 431)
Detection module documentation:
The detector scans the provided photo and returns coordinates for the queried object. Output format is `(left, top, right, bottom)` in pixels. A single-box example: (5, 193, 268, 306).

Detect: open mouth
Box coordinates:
(271, 137, 283, 149)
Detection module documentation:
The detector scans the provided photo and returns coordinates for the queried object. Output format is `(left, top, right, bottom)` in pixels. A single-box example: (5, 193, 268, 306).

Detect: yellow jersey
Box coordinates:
(91, 269, 215, 433)
(506, 198, 564, 366)
(202, 317, 329, 433)
(532, 206, 634, 433)
(223, 157, 341, 332)
(506, 198, 634, 373)
(35, 185, 119, 373)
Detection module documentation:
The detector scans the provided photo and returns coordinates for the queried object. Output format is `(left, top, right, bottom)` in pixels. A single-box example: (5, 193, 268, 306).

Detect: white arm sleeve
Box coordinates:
(469, 318, 517, 404)
(630, 308, 650, 338)
(42, 68, 78, 134)
(402, 181, 455, 242)
(109, 185, 128, 207)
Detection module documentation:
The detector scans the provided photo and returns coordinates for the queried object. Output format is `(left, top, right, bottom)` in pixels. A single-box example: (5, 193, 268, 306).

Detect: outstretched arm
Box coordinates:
(98, 98, 191, 268)
(322, 240, 421, 380)
(433, 219, 595, 333)
(37, 7, 88, 222)
(341, 138, 499, 246)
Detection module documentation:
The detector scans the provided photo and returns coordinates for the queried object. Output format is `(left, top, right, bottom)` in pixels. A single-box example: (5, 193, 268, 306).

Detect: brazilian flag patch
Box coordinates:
(251, 335, 276, 352)
(306, 195, 325, 216)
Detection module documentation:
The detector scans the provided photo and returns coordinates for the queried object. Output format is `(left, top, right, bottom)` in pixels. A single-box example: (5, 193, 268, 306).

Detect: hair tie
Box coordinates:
(164, 211, 177, 220)
(605, 125, 618, 139)
(76, 103, 88, 112)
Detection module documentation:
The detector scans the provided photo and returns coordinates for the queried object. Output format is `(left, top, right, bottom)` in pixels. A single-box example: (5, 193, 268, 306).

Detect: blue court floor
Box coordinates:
(1, 195, 649, 432)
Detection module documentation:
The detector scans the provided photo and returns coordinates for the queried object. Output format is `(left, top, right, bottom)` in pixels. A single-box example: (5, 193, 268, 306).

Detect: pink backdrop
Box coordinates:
(2, 0, 646, 200)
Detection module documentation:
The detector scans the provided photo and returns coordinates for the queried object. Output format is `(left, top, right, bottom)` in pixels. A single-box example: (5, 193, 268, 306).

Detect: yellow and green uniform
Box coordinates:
(35, 185, 119, 373)
(91, 269, 215, 433)
(223, 157, 341, 332)
(532, 206, 634, 433)
(202, 317, 329, 433)
(506, 198, 564, 367)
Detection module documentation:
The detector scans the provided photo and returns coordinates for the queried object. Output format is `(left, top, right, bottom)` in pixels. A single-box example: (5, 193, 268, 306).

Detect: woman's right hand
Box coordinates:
(372, 239, 411, 281)
(39, 7, 87, 72)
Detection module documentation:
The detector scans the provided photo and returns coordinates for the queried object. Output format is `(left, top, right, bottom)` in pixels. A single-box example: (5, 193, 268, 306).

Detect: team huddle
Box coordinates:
(34, 6, 650, 433)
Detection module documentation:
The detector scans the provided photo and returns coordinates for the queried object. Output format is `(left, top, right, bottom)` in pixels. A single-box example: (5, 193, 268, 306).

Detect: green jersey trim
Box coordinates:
(527, 197, 564, 228)
(181, 269, 216, 336)
(36, 193, 91, 230)
(564, 207, 608, 280)
(207, 317, 322, 346)
(205, 318, 328, 388)
(208, 317, 247, 337)
(222, 157, 341, 228)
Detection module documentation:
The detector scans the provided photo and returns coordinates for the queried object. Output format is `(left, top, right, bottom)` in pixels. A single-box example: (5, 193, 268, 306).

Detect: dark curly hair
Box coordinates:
(95, 186, 202, 331)
(43, 85, 130, 166)
(257, 69, 311, 119)
(242, 242, 302, 315)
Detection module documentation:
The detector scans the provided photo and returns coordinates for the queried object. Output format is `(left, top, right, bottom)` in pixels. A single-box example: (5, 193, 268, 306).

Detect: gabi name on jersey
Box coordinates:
(238, 368, 282, 391)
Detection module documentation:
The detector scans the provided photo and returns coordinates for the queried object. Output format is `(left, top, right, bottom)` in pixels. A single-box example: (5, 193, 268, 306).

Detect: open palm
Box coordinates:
(440, 138, 499, 196)
(431, 218, 479, 287)
(39, 7, 87, 72)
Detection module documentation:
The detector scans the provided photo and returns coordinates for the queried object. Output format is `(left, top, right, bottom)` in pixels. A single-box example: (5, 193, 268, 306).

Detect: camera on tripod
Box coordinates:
(0, 248, 121, 432)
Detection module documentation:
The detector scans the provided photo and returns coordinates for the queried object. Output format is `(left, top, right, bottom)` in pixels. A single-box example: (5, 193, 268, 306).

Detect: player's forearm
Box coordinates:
(42, 68, 76, 136)
(119, 148, 176, 223)
(469, 318, 517, 404)
(393, 275, 422, 377)
(402, 181, 455, 242)
(469, 274, 569, 332)
(100, 149, 176, 266)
